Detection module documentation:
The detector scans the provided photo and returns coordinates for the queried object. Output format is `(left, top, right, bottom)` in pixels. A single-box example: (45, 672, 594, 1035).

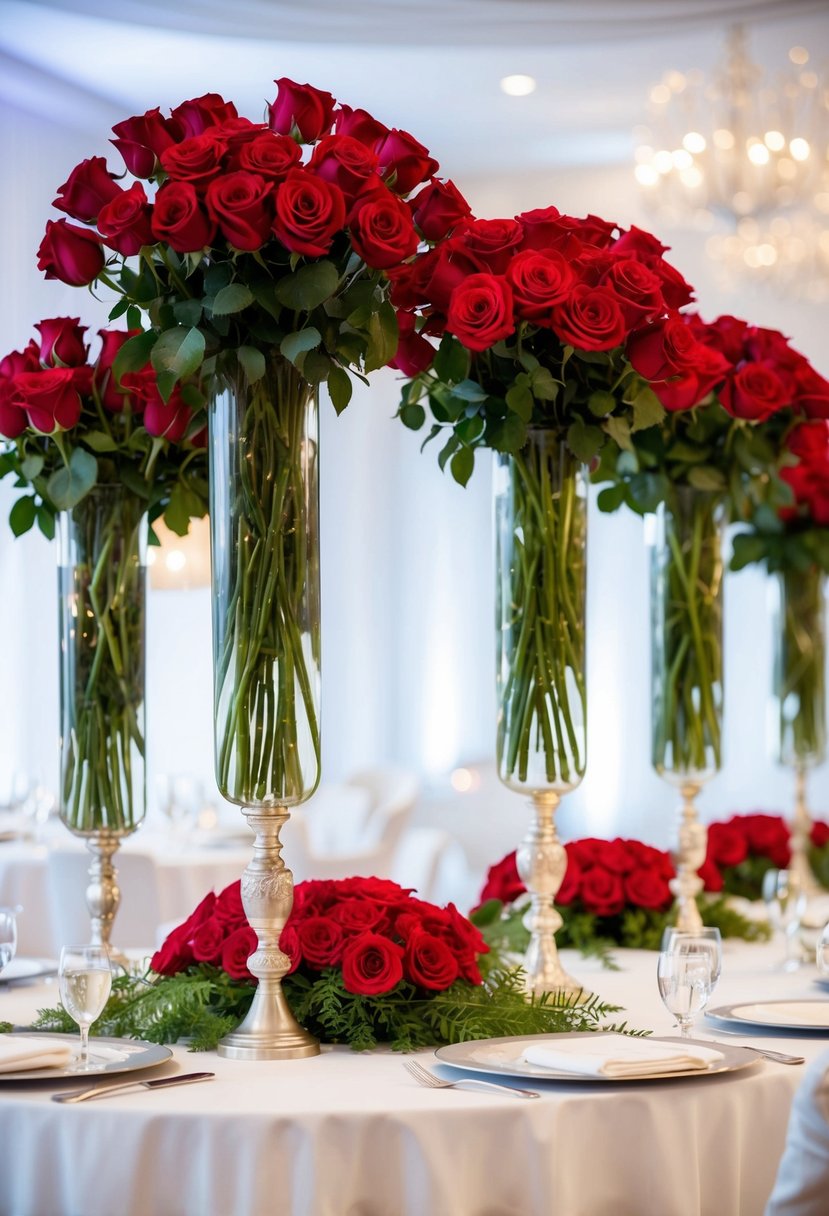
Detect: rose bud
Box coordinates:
(52, 157, 122, 223)
(151, 182, 217, 253)
(376, 128, 439, 194)
(142, 389, 192, 442)
(388, 312, 436, 377)
(170, 92, 239, 139)
(97, 182, 154, 256)
(269, 78, 336, 143)
(111, 107, 180, 178)
(334, 105, 389, 148)
(94, 329, 140, 412)
(35, 317, 88, 368)
(411, 178, 472, 242)
(13, 368, 83, 433)
(37, 219, 105, 287)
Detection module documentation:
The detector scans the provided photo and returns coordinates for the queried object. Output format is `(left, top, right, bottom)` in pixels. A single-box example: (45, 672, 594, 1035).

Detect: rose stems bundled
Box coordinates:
(213, 357, 321, 806)
(651, 490, 723, 777)
(775, 567, 827, 766)
(59, 488, 146, 833)
(496, 437, 587, 787)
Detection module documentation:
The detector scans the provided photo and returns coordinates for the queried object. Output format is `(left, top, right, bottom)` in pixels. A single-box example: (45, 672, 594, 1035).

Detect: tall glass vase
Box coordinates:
(771, 566, 826, 896)
(495, 430, 587, 996)
(57, 484, 147, 958)
(210, 353, 320, 1059)
(650, 488, 724, 932)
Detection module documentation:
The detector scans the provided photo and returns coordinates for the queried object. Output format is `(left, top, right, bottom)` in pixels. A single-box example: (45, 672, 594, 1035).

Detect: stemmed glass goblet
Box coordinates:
(657, 928, 722, 1039)
(58, 945, 113, 1071)
(0, 907, 18, 978)
(817, 921, 829, 977)
(762, 869, 807, 972)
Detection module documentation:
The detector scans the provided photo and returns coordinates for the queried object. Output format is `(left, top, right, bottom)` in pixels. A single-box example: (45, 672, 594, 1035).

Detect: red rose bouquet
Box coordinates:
(33, 875, 629, 1050)
(699, 812, 829, 899)
(474, 836, 767, 958)
(39, 77, 469, 808)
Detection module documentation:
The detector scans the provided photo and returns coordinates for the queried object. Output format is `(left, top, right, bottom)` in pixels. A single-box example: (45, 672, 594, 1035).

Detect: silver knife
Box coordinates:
(52, 1071, 215, 1104)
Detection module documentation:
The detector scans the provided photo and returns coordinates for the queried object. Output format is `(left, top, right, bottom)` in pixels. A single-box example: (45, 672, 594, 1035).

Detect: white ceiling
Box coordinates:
(1, 0, 828, 175)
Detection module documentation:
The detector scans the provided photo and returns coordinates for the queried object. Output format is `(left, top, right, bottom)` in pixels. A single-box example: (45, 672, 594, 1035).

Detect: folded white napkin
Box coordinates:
(522, 1034, 725, 1078)
(0, 1036, 73, 1073)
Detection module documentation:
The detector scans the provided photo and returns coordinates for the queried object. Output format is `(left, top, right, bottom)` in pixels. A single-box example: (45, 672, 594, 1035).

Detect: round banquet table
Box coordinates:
(0, 941, 827, 1216)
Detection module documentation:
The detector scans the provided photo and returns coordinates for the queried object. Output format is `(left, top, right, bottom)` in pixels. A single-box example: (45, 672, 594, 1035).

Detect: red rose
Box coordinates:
(150, 924, 194, 976)
(706, 822, 749, 867)
(329, 898, 389, 934)
(462, 218, 524, 274)
(626, 840, 674, 879)
(111, 107, 179, 178)
(97, 182, 154, 256)
(335, 877, 411, 906)
(297, 915, 344, 969)
(602, 258, 665, 326)
(624, 867, 672, 910)
(391, 238, 486, 314)
(446, 273, 514, 352)
(221, 925, 258, 981)
(579, 866, 625, 916)
(205, 171, 273, 251)
(0, 378, 26, 439)
(704, 314, 750, 362)
(795, 364, 829, 420)
(269, 78, 336, 142)
(517, 205, 566, 252)
(478, 851, 524, 905)
(192, 917, 226, 964)
(279, 924, 301, 975)
(743, 814, 791, 867)
(214, 880, 246, 927)
(309, 135, 379, 201)
(720, 364, 790, 421)
(142, 391, 192, 442)
(13, 368, 83, 433)
(237, 133, 302, 182)
(334, 105, 389, 148)
(697, 856, 723, 893)
(170, 92, 239, 139)
(552, 285, 627, 352)
(52, 156, 122, 223)
(568, 838, 607, 868)
(600, 840, 636, 875)
(341, 932, 404, 996)
(35, 317, 88, 368)
(611, 225, 669, 258)
(178, 891, 217, 935)
(161, 133, 228, 187)
(376, 128, 439, 194)
(811, 820, 829, 848)
(94, 328, 138, 412)
(506, 250, 574, 321)
(557, 851, 582, 905)
(272, 168, 346, 256)
(350, 191, 418, 269)
(151, 182, 216, 253)
(404, 931, 459, 990)
(411, 179, 472, 242)
(388, 312, 436, 377)
(37, 219, 104, 287)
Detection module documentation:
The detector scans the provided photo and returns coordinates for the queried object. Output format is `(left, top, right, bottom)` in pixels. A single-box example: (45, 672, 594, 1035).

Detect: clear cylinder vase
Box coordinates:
(209, 352, 321, 1059)
(494, 430, 588, 998)
(649, 487, 724, 932)
(57, 484, 147, 836)
(57, 484, 147, 957)
(495, 432, 587, 795)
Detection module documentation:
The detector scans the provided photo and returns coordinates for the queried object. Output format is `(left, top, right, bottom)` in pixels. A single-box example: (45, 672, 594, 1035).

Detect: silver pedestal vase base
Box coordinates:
(669, 782, 706, 934)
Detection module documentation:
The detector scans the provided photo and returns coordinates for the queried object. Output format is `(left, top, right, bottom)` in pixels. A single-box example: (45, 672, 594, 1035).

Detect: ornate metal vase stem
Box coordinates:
(669, 782, 706, 933)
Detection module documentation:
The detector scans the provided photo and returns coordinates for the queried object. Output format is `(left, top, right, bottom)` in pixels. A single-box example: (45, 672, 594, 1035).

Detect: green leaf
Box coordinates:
(280, 327, 321, 368)
(9, 495, 36, 537)
(126, 305, 143, 331)
(505, 383, 533, 422)
(451, 379, 488, 404)
(46, 448, 97, 511)
(399, 403, 425, 430)
(450, 446, 474, 487)
(274, 261, 340, 312)
(204, 263, 233, 295)
(566, 419, 604, 462)
(491, 413, 527, 454)
(108, 298, 129, 321)
(174, 299, 204, 328)
(151, 326, 205, 380)
(164, 481, 204, 537)
(438, 433, 460, 472)
(112, 330, 156, 382)
(211, 284, 255, 316)
(604, 416, 633, 453)
(597, 483, 627, 513)
(456, 415, 485, 445)
(588, 390, 617, 418)
(328, 366, 353, 415)
(237, 346, 266, 385)
(20, 455, 44, 480)
(630, 385, 664, 433)
(433, 336, 469, 385)
(687, 465, 727, 492)
(82, 431, 117, 453)
(36, 505, 55, 541)
(363, 302, 398, 374)
(530, 367, 558, 402)
(155, 370, 178, 404)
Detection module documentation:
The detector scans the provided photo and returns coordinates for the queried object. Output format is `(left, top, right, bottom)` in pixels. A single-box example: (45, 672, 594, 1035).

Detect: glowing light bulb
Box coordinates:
(682, 131, 706, 154)
(500, 74, 536, 97)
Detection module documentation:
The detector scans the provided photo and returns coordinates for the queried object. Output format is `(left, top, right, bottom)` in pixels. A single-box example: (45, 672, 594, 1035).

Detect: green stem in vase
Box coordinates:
(59, 487, 146, 835)
(775, 566, 827, 767)
(211, 355, 321, 807)
(652, 490, 723, 778)
(496, 435, 587, 790)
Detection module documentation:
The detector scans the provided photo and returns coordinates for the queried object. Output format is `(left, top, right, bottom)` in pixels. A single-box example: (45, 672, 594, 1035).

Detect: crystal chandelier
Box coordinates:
(633, 28, 829, 301)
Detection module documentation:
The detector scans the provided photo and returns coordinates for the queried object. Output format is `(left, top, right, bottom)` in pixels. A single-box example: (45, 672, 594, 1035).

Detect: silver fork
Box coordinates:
(403, 1058, 539, 1099)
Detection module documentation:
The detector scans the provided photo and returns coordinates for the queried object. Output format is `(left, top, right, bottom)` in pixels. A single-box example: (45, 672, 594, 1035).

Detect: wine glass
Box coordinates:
(0, 907, 18, 977)
(661, 926, 723, 988)
(762, 868, 807, 972)
(817, 921, 829, 977)
(58, 946, 113, 1071)
(657, 931, 720, 1038)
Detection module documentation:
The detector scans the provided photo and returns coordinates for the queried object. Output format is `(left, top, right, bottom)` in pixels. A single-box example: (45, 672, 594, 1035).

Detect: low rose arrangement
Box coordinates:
(473, 832, 770, 959)
(34, 876, 629, 1050)
(700, 813, 829, 899)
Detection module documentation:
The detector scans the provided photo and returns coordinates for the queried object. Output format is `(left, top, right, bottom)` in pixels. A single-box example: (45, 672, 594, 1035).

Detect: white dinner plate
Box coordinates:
(706, 1000, 829, 1033)
(0, 1033, 172, 1082)
(0, 957, 57, 985)
(434, 1032, 760, 1083)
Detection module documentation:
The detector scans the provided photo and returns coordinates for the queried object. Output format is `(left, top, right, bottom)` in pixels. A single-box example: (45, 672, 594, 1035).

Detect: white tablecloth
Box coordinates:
(0, 942, 827, 1216)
